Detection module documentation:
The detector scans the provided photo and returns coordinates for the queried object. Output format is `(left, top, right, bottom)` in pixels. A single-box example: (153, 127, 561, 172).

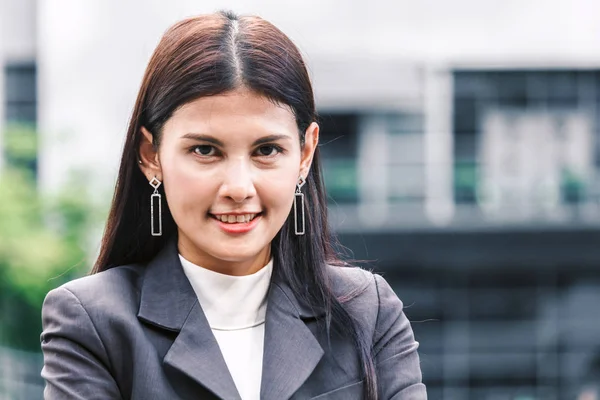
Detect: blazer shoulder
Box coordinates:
(325, 265, 407, 334)
(327, 265, 400, 304)
(45, 264, 145, 317)
(325, 265, 381, 326)
(326, 264, 375, 297)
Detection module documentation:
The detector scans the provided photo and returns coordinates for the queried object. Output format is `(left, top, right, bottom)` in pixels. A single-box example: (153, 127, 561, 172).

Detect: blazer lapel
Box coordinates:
(137, 238, 241, 400)
(260, 278, 325, 400)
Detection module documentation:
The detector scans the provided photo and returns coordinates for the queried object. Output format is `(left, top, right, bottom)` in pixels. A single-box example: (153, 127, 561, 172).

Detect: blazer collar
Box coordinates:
(137, 238, 241, 399)
(260, 278, 324, 400)
(137, 238, 325, 400)
(137, 237, 195, 331)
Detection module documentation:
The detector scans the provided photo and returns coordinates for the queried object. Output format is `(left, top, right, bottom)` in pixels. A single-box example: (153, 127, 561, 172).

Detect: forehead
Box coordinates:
(163, 89, 298, 139)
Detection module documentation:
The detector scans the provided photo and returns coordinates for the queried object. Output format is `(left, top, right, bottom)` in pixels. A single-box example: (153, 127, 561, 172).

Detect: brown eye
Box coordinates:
(256, 145, 281, 157)
(193, 145, 215, 156)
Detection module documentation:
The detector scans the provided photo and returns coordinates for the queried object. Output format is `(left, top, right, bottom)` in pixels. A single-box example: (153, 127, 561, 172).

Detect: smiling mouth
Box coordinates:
(210, 213, 262, 224)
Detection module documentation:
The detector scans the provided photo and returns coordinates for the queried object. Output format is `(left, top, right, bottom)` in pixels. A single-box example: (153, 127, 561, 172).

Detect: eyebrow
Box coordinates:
(181, 133, 292, 146)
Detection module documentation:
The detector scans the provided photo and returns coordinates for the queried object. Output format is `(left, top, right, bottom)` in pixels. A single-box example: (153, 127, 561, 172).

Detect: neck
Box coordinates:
(177, 236, 271, 276)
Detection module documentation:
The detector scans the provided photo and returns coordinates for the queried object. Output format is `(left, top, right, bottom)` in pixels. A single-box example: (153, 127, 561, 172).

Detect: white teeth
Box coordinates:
(216, 214, 257, 224)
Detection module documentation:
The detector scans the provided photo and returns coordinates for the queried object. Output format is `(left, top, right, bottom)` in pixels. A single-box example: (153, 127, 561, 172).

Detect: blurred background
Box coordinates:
(2, 0, 600, 399)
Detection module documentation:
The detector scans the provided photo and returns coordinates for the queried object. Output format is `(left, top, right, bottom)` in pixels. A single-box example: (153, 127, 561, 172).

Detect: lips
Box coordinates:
(211, 212, 263, 234)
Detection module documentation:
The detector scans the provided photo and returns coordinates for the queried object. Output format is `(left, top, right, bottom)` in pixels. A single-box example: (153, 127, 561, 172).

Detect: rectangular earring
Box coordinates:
(149, 176, 162, 236)
(294, 191, 305, 235)
(151, 192, 162, 236)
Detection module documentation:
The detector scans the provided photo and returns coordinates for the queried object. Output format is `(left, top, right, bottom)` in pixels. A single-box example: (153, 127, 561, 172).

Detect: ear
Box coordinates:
(299, 122, 319, 178)
(138, 126, 162, 181)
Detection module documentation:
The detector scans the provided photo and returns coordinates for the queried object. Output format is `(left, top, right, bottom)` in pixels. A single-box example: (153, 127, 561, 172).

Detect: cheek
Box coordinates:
(257, 169, 299, 213)
(161, 148, 195, 183)
(160, 153, 217, 214)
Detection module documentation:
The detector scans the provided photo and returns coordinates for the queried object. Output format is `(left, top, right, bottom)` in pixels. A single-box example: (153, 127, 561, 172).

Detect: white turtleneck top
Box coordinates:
(179, 255, 273, 400)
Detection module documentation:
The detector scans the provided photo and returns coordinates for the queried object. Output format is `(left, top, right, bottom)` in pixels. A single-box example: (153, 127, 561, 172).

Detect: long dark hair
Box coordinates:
(92, 11, 377, 399)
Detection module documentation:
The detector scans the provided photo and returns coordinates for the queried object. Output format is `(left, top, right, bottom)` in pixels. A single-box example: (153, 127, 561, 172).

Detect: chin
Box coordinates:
(210, 246, 266, 263)
(181, 227, 272, 263)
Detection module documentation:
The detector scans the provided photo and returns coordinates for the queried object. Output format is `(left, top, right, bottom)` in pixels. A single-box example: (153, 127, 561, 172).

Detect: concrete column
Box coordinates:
(357, 114, 389, 227)
(424, 66, 455, 225)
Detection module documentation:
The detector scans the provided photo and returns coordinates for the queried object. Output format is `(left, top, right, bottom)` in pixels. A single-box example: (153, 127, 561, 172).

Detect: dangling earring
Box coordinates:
(149, 176, 162, 236)
(294, 176, 306, 235)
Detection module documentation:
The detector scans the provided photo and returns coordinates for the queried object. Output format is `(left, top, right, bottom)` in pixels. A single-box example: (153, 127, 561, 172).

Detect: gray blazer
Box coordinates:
(40, 240, 427, 399)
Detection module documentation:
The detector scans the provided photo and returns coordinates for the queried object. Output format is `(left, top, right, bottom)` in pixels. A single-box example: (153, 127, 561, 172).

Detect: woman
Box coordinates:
(40, 10, 426, 400)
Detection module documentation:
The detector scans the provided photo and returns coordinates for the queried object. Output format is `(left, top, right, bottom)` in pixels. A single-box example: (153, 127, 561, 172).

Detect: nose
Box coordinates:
(218, 157, 257, 203)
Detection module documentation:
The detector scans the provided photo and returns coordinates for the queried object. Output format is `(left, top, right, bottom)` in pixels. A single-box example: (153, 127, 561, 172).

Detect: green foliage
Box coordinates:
(0, 124, 105, 351)
(4, 123, 37, 161)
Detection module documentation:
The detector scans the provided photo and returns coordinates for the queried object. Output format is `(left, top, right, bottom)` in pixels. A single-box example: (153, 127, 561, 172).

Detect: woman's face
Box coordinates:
(139, 88, 318, 275)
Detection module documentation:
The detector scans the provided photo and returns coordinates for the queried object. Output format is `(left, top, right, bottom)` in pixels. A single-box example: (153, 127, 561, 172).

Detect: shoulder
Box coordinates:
(326, 264, 375, 300)
(325, 264, 402, 331)
(42, 264, 145, 321)
(326, 264, 398, 304)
